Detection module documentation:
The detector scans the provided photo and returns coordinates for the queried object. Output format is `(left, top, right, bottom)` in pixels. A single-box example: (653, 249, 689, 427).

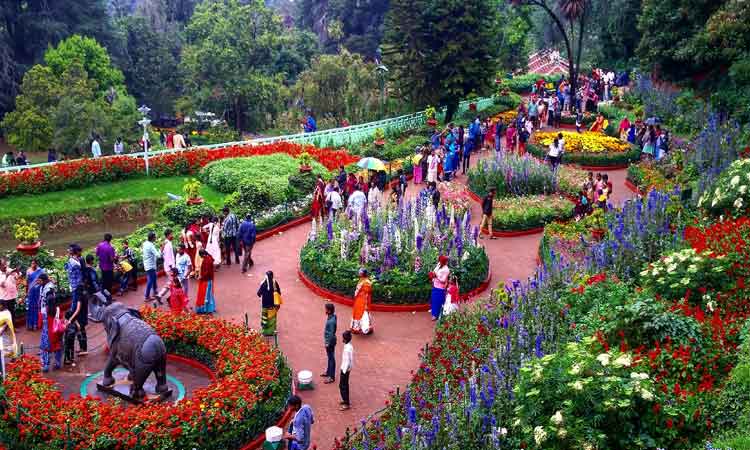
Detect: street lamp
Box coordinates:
(138, 105, 152, 175)
(375, 63, 388, 119)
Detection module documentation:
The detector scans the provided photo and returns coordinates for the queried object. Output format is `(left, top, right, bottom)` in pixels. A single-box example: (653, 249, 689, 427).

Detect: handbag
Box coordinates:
(273, 291, 283, 307)
(52, 308, 66, 335)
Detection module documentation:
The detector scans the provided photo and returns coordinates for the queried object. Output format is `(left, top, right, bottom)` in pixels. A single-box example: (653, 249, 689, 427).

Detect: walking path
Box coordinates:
(14, 150, 634, 448)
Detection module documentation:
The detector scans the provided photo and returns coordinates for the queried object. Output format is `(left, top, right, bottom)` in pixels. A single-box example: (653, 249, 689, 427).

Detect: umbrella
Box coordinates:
(356, 157, 386, 171)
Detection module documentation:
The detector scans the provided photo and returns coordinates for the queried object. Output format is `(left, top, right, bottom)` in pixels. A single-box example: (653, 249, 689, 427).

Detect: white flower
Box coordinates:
(551, 411, 564, 425)
(707, 300, 715, 312)
(731, 175, 741, 187)
(740, 185, 748, 194)
(735, 197, 744, 209)
(583, 444, 595, 450)
(596, 353, 611, 366)
(687, 264, 698, 273)
(651, 268, 660, 276)
(715, 187, 722, 197)
(664, 256, 674, 264)
(532, 367, 543, 382)
(640, 388, 654, 401)
(569, 363, 582, 375)
(681, 277, 691, 285)
(533, 426, 548, 445)
(572, 380, 583, 391)
(557, 428, 568, 439)
(712, 197, 719, 207)
(499, 427, 508, 436)
(667, 264, 678, 273)
(613, 353, 632, 368)
(630, 372, 649, 380)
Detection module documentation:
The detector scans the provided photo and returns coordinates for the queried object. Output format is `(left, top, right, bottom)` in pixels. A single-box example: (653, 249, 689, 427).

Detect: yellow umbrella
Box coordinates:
(356, 157, 387, 171)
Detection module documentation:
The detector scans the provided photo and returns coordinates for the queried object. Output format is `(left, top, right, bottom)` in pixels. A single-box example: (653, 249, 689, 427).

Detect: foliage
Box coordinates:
(534, 130, 630, 154)
(182, 178, 202, 200)
(198, 154, 328, 201)
(513, 339, 662, 449)
(468, 151, 585, 198)
(1, 37, 139, 155)
(698, 159, 750, 217)
(300, 199, 489, 304)
(424, 105, 437, 119)
(291, 50, 382, 125)
(383, 0, 500, 120)
(160, 202, 217, 227)
(492, 195, 574, 231)
(0, 142, 357, 198)
(640, 248, 731, 304)
(0, 308, 291, 449)
(497, 73, 561, 95)
(296, 152, 313, 167)
(12, 218, 39, 244)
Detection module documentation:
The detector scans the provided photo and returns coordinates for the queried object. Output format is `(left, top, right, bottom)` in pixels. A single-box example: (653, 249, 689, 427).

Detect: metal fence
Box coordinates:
(0, 97, 495, 174)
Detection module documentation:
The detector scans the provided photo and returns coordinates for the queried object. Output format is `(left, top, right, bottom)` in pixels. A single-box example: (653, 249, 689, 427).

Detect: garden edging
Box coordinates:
(296, 267, 492, 311)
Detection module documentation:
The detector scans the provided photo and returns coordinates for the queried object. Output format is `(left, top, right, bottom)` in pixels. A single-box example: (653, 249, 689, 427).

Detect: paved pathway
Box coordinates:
(14, 150, 634, 448)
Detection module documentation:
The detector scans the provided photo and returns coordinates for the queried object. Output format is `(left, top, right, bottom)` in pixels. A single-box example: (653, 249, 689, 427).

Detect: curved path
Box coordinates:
(14, 150, 634, 448)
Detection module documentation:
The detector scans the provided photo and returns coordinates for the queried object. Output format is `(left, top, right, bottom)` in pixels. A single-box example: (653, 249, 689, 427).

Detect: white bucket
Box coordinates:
(298, 370, 313, 385)
(265, 426, 283, 442)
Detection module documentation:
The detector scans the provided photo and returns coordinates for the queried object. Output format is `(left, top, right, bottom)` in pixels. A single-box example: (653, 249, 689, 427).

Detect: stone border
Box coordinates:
(296, 267, 492, 312)
(624, 179, 644, 196)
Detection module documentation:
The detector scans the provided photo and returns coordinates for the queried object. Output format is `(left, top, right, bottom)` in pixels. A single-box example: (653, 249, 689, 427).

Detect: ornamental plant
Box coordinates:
(640, 248, 731, 304)
(513, 339, 663, 449)
(425, 105, 437, 119)
(491, 194, 574, 231)
(533, 131, 630, 154)
(13, 218, 40, 245)
(373, 128, 386, 142)
(182, 177, 202, 200)
(698, 158, 750, 217)
(296, 151, 313, 167)
(300, 196, 489, 303)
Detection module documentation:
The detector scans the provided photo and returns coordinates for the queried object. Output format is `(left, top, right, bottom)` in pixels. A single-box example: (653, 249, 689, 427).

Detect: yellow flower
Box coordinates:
(534, 131, 629, 154)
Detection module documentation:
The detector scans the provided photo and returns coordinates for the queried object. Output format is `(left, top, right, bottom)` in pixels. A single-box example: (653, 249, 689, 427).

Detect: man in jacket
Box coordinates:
(238, 214, 257, 273)
(321, 303, 337, 383)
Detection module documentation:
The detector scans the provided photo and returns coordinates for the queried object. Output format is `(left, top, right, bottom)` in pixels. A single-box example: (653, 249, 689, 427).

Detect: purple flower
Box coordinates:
(326, 220, 333, 241)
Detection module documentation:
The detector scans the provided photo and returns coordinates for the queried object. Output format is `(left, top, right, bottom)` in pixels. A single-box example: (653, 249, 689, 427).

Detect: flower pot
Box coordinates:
(374, 139, 386, 147)
(187, 197, 204, 205)
(426, 118, 438, 127)
(299, 165, 313, 173)
(591, 228, 606, 241)
(16, 241, 42, 256)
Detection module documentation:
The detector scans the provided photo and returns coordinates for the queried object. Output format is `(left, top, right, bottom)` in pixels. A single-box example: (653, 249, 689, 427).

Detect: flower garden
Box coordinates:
(467, 151, 582, 233)
(299, 198, 490, 305)
(528, 131, 640, 168)
(0, 308, 292, 449)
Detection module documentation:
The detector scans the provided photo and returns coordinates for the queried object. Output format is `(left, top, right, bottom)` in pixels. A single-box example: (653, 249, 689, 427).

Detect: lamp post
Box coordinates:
(375, 63, 388, 119)
(138, 105, 152, 175)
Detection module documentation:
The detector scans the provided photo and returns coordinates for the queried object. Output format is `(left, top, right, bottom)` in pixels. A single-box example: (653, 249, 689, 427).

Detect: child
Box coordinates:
(603, 174, 613, 199)
(167, 268, 189, 314)
(597, 188, 607, 209)
(116, 257, 133, 296)
(119, 240, 138, 293)
(442, 276, 459, 316)
(575, 111, 583, 133)
(63, 310, 79, 366)
(574, 190, 590, 218)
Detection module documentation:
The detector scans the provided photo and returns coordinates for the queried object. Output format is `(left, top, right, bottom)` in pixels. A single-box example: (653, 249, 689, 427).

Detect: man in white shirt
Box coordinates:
(326, 187, 343, 219)
(339, 330, 353, 410)
(347, 186, 366, 215)
(162, 228, 176, 273)
(91, 136, 101, 158)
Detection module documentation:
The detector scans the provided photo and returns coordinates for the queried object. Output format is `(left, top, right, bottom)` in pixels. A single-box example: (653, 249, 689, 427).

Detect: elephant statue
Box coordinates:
(100, 302, 168, 400)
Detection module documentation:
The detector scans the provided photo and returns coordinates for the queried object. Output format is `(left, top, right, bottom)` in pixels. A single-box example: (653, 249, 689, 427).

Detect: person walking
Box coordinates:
(239, 214, 257, 272)
(350, 269, 373, 335)
(96, 233, 117, 294)
(0, 259, 19, 322)
(204, 216, 222, 267)
(257, 271, 281, 336)
(322, 303, 337, 383)
(339, 330, 354, 410)
(548, 137, 562, 170)
(38, 273, 62, 372)
(142, 232, 161, 302)
(462, 136, 472, 174)
(429, 255, 450, 321)
(162, 228, 176, 275)
(478, 188, 496, 239)
(221, 207, 241, 266)
(25, 258, 44, 331)
(284, 395, 314, 450)
(91, 135, 101, 158)
(175, 244, 193, 297)
(173, 131, 186, 149)
(195, 249, 216, 314)
(114, 137, 124, 155)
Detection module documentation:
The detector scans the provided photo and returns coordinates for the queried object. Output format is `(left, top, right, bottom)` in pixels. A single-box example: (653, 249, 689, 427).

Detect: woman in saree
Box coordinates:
(429, 255, 450, 321)
(257, 271, 281, 336)
(351, 268, 373, 335)
(203, 216, 222, 268)
(182, 221, 198, 268)
(25, 258, 43, 330)
(195, 249, 216, 314)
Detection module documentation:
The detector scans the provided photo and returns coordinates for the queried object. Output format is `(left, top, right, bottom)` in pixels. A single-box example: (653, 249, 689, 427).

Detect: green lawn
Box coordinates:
(0, 176, 226, 220)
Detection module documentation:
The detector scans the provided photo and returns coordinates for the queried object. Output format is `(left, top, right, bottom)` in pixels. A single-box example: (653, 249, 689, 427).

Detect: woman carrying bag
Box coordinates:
(257, 271, 282, 336)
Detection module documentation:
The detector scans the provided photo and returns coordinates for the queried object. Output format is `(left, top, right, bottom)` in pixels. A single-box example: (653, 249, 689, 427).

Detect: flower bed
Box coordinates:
(492, 194, 574, 232)
(528, 131, 640, 167)
(698, 158, 750, 217)
(299, 200, 489, 304)
(0, 142, 358, 198)
(0, 308, 292, 450)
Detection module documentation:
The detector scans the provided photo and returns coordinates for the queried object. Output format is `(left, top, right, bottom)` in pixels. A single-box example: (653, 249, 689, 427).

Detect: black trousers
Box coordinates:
(462, 153, 471, 173)
(325, 345, 336, 380)
(76, 321, 88, 352)
(64, 333, 77, 363)
(339, 370, 350, 405)
(101, 270, 113, 294)
(1, 299, 15, 322)
(223, 237, 240, 264)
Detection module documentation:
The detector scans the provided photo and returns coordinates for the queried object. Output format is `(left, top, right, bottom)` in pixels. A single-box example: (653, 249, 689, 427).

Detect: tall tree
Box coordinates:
(181, 0, 313, 131)
(383, 0, 501, 120)
(511, 0, 591, 111)
(0, 0, 112, 115)
(111, 16, 182, 115)
(496, 2, 535, 74)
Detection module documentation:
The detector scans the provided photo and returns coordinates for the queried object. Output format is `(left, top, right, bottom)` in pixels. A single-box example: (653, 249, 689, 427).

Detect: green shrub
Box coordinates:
(287, 171, 317, 196)
(526, 143, 641, 167)
(160, 201, 217, 225)
(698, 158, 750, 217)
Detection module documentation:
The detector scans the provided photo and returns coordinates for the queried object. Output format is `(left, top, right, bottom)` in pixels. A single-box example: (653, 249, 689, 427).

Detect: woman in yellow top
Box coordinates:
(351, 269, 373, 335)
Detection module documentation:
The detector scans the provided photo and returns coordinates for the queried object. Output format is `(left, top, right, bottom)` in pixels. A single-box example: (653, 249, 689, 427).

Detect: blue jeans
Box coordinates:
(145, 269, 157, 298)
